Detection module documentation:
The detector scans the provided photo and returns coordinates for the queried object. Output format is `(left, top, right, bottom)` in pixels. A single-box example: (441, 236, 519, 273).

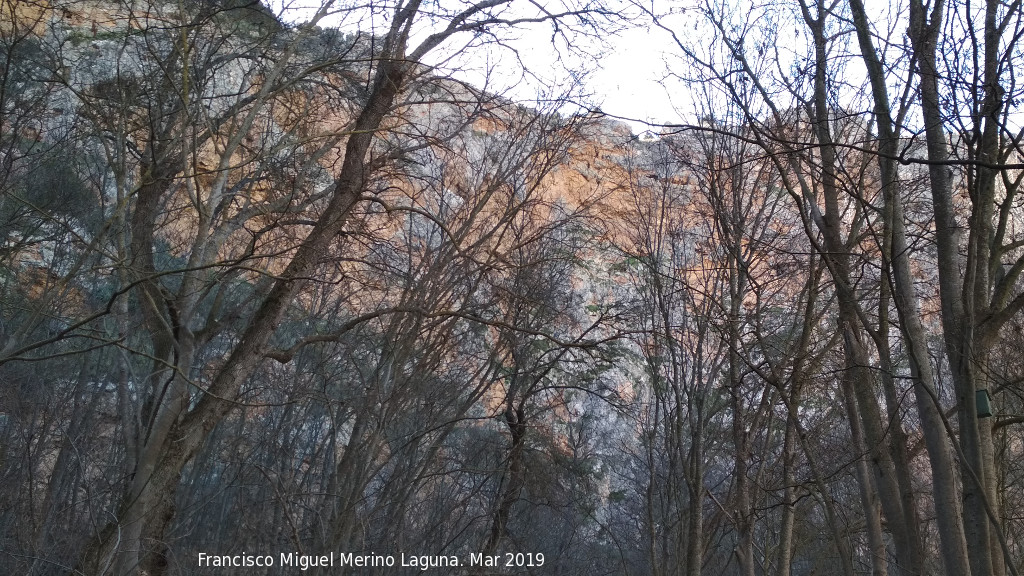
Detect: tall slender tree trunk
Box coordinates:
(800, 3, 923, 570)
(730, 389, 754, 576)
(847, 2, 973, 574)
(908, 0, 1011, 573)
(775, 412, 796, 576)
(841, 377, 888, 576)
(685, 415, 704, 576)
(788, 398, 856, 576)
(794, 1, 933, 569)
(726, 226, 755, 576)
(482, 403, 527, 559)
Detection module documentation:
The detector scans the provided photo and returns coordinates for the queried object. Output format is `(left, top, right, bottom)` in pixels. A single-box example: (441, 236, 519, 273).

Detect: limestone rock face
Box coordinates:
(0, 3, 700, 573)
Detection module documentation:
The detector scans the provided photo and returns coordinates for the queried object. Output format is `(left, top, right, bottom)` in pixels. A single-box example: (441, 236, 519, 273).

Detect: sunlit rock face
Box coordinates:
(0, 2, 732, 573)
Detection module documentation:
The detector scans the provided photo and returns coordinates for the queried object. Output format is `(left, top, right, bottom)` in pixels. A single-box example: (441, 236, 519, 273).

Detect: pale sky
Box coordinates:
(273, 0, 683, 134)
(270, 0, 906, 135)
(404, 5, 683, 133)
(589, 26, 679, 129)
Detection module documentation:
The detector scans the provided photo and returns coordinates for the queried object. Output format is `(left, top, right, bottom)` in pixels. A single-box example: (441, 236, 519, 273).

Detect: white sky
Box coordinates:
(272, 0, 682, 134)
(270, 0, 906, 135)
(590, 27, 679, 129)
(398, 6, 685, 134)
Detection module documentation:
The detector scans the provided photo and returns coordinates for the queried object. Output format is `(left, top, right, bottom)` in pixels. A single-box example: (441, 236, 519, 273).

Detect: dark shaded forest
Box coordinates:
(3, 0, 1024, 575)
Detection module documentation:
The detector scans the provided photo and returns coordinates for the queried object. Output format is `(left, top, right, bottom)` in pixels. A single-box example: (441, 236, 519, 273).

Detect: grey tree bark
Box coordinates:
(847, 1, 972, 574)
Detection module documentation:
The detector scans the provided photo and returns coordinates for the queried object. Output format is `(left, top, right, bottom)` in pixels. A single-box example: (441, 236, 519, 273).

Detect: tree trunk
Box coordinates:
(685, 418, 704, 576)
(908, 0, 1011, 573)
(801, 2, 923, 569)
(482, 404, 527, 559)
(847, 1, 973, 573)
(841, 376, 888, 576)
(775, 412, 796, 576)
(78, 31, 416, 575)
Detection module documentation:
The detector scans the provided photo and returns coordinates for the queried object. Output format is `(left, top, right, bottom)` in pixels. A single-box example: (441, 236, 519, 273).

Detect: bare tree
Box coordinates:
(0, 1, 613, 574)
